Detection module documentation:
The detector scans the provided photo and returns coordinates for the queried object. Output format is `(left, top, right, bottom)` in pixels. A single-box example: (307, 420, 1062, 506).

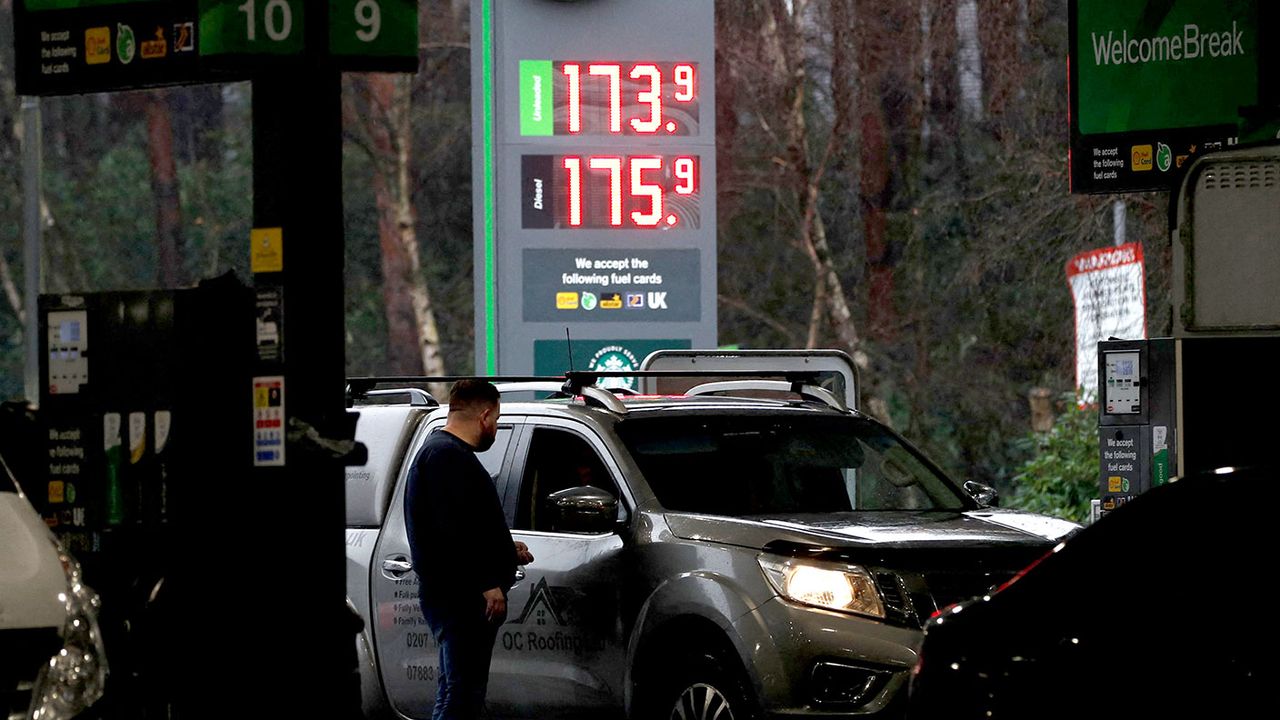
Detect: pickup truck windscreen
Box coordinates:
(618, 415, 968, 514)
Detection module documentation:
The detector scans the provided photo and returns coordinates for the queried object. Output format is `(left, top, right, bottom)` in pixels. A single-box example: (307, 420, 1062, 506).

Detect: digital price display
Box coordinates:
(473, 0, 715, 377)
(522, 154, 700, 229)
(520, 61, 701, 137)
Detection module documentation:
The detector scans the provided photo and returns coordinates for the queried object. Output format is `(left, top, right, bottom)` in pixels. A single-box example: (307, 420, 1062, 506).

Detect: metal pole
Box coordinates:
(22, 96, 43, 405)
(1112, 199, 1127, 247)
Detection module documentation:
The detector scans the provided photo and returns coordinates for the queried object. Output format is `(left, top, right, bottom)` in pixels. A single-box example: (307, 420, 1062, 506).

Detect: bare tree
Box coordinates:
(979, 0, 1025, 122)
(718, 0, 885, 409)
(349, 73, 447, 382)
(144, 90, 186, 287)
(956, 0, 985, 122)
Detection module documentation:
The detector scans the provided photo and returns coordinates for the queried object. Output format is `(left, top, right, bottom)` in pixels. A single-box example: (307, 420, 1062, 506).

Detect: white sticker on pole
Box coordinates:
(1067, 242, 1147, 403)
(253, 376, 285, 467)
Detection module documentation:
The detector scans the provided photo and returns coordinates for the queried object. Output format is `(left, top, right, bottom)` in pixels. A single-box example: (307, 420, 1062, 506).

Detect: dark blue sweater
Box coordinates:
(404, 430, 517, 603)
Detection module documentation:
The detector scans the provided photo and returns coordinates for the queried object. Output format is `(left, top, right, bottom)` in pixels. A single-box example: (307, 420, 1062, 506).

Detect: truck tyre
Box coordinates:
(646, 651, 759, 720)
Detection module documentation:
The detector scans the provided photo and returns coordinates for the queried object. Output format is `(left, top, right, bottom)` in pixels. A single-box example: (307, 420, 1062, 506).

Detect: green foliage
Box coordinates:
(1006, 399, 1099, 523)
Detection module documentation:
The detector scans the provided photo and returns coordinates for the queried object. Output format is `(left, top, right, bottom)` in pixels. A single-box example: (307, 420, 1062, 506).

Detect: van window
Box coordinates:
(618, 415, 968, 514)
(514, 427, 623, 532)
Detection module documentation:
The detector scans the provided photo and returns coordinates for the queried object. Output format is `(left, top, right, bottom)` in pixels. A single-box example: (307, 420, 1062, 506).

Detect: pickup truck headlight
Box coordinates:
(30, 548, 108, 720)
(758, 555, 885, 619)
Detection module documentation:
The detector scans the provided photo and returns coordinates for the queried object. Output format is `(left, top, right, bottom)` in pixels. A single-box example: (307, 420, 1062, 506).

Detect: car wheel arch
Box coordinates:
(627, 614, 757, 719)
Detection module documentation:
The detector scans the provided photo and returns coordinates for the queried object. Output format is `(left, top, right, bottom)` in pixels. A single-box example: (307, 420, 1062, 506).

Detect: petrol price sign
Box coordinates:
(521, 154, 701, 230)
(518, 60, 702, 137)
(472, 0, 717, 375)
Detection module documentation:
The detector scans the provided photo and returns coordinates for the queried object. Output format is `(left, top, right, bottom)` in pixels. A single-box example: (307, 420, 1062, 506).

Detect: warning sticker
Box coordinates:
(253, 376, 285, 467)
(251, 228, 284, 274)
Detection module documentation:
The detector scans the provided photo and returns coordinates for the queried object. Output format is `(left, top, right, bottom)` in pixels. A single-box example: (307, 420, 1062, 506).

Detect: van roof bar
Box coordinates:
(494, 381, 629, 414)
(684, 380, 847, 412)
(563, 369, 824, 391)
(347, 375, 564, 397)
(347, 376, 563, 408)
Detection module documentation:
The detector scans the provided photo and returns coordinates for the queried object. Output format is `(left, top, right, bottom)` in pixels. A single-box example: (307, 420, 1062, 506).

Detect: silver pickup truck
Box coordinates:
(345, 359, 1077, 720)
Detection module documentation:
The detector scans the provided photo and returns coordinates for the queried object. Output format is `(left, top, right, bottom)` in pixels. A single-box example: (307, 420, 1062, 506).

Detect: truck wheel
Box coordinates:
(649, 652, 758, 720)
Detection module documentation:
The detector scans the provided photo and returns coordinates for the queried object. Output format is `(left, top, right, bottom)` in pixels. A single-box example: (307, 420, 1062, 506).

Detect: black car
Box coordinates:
(906, 467, 1271, 720)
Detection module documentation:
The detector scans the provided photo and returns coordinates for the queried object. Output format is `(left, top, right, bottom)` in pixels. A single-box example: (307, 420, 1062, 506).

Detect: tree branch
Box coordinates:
(0, 252, 24, 325)
(718, 293, 803, 346)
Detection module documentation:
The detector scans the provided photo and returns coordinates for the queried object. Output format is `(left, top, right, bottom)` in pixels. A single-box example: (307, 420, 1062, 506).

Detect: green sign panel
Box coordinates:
(534, 339, 693, 388)
(1069, 0, 1262, 193)
(1076, 0, 1257, 135)
(198, 0, 305, 57)
(518, 60, 553, 137)
(198, 0, 418, 61)
(330, 0, 417, 60)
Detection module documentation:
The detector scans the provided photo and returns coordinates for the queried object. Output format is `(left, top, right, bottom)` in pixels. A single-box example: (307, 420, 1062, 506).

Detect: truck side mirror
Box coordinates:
(544, 486, 619, 534)
(963, 481, 999, 508)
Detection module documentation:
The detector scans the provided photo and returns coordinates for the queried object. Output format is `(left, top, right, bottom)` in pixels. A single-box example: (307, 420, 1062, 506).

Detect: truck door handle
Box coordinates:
(382, 556, 414, 579)
(510, 567, 526, 590)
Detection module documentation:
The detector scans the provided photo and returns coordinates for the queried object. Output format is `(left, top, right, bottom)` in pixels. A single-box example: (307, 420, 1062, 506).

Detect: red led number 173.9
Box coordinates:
(560, 62, 697, 136)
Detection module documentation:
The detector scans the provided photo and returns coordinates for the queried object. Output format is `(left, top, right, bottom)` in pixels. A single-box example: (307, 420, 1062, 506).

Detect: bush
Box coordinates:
(1006, 397, 1098, 523)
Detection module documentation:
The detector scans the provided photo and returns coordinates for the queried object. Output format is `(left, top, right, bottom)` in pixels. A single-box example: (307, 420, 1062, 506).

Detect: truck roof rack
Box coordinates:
(684, 380, 847, 412)
(562, 370, 849, 413)
(347, 371, 848, 414)
(346, 376, 562, 408)
(494, 381, 629, 414)
(352, 387, 439, 407)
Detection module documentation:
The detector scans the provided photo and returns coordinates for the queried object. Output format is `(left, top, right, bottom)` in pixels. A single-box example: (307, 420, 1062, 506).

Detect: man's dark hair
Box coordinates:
(448, 379, 500, 416)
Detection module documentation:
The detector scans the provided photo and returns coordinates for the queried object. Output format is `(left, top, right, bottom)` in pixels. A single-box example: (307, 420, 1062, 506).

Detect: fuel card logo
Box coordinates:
(116, 24, 135, 65)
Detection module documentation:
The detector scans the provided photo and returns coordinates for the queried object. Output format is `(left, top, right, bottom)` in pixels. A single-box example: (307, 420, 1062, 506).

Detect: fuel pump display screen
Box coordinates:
(47, 310, 89, 395)
(1105, 351, 1141, 414)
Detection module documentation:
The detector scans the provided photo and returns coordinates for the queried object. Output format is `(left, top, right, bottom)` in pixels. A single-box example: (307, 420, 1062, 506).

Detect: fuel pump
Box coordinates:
(1098, 335, 1280, 516)
(36, 278, 253, 716)
(1097, 338, 1176, 513)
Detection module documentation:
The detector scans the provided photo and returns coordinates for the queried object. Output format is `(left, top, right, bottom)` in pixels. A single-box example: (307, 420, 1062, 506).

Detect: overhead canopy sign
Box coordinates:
(1069, 0, 1262, 193)
(13, 0, 418, 95)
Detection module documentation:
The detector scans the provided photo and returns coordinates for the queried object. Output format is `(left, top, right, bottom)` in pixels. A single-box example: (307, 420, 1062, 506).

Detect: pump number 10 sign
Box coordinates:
(199, 0, 416, 63)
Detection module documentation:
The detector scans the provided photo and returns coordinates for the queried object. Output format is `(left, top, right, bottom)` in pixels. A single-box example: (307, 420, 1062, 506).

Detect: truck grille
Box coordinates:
(870, 547, 1046, 627)
(874, 572, 920, 628)
(1, 628, 61, 720)
(922, 568, 1016, 611)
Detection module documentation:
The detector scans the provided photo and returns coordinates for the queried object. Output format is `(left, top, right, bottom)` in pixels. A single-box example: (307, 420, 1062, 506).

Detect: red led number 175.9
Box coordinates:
(562, 62, 697, 135)
(563, 156, 698, 228)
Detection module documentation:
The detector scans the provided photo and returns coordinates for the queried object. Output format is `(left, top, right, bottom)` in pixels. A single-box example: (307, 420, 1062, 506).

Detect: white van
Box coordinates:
(0, 453, 107, 720)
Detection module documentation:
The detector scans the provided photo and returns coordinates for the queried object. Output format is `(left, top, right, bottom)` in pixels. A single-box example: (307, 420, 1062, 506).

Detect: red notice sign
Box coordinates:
(1067, 242, 1147, 401)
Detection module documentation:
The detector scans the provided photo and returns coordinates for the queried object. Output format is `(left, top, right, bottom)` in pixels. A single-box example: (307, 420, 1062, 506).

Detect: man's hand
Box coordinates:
(483, 587, 507, 624)
(514, 541, 535, 565)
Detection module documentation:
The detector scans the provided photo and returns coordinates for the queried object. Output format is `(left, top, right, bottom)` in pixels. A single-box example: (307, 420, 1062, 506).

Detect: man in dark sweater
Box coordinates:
(405, 380, 534, 720)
